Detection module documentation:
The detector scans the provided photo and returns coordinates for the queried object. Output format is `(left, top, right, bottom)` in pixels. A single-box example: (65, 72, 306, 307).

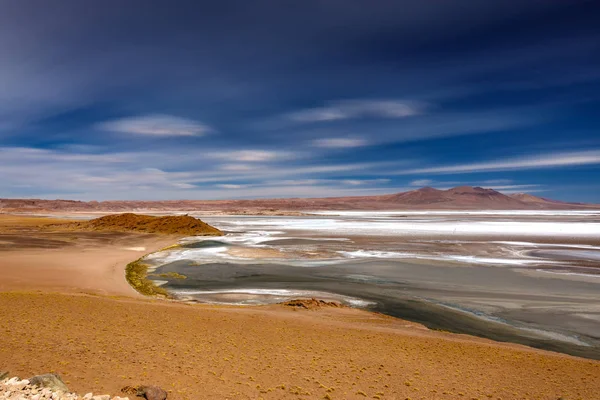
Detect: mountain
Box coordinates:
(509, 192, 583, 205)
(378, 186, 528, 209)
(1, 186, 598, 212)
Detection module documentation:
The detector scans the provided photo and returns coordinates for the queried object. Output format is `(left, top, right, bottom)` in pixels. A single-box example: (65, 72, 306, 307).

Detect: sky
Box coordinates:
(1, 0, 599, 202)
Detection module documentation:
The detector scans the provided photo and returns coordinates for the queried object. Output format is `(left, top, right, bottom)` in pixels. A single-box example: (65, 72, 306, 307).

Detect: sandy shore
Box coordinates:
(2, 293, 600, 400)
(0, 215, 177, 296)
(1, 214, 599, 399)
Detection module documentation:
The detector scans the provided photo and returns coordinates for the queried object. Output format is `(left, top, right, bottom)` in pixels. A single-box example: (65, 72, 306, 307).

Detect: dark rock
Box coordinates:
(28, 373, 69, 393)
(0, 371, 8, 380)
(137, 385, 168, 400)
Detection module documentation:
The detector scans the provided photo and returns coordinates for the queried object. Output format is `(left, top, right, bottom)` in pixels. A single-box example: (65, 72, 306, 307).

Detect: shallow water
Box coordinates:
(144, 211, 600, 359)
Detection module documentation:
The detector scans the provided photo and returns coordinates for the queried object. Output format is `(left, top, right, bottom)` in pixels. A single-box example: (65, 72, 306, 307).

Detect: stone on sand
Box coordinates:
(136, 386, 167, 400)
(27, 373, 69, 393)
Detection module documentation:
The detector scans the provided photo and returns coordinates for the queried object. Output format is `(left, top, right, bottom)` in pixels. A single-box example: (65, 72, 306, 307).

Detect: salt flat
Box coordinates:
(146, 211, 600, 359)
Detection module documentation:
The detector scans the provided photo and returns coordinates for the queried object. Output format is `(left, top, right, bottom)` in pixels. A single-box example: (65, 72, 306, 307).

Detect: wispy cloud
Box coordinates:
(400, 150, 600, 175)
(409, 179, 433, 186)
(219, 164, 257, 172)
(286, 99, 423, 123)
(0, 147, 129, 163)
(312, 138, 368, 148)
(487, 184, 541, 191)
(482, 179, 513, 185)
(341, 179, 390, 186)
(98, 114, 212, 137)
(210, 150, 292, 162)
(216, 184, 246, 189)
(0, 146, 406, 200)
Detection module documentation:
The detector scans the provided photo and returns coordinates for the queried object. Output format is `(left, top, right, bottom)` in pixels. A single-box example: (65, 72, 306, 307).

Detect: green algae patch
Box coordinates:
(158, 243, 182, 251)
(126, 259, 170, 297)
(149, 271, 187, 280)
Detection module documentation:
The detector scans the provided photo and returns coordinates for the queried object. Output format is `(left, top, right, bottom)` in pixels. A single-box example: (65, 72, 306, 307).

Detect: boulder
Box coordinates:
(137, 385, 167, 400)
(27, 373, 69, 393)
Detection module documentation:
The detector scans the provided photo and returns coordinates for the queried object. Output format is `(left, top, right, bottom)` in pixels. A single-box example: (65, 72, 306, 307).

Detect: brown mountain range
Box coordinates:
(0, 186, 598, 213)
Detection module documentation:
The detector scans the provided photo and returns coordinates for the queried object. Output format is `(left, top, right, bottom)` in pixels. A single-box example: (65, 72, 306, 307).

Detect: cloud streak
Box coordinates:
(285, 100, 423, 123)
(98, 115, 212, 137)
(399, 150, 600, 175)
(312, 138, 369, 148)
(209, 150, 293, 162)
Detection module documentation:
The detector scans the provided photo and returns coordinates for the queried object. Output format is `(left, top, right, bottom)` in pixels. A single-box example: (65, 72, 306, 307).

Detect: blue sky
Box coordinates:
(1, 1, 599, 202)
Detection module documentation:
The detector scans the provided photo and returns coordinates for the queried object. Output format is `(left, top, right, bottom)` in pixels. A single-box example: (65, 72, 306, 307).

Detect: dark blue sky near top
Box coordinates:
(1, 1, 599, 201)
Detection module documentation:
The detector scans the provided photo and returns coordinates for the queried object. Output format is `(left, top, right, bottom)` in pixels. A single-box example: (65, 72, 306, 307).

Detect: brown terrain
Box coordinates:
(1, 214, 600, 399)
(57, 213, 223, 236)
(1, 186, 598, 214)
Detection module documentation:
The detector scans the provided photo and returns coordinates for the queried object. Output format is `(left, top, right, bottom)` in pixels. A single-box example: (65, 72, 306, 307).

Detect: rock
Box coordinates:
(28, 373, 69, 393)
(0, 370, 9, 380)
(281, 298, 343, 309)
(83, 393, 93, 399)
(92, 395, 110, 400)
(120, 386, 138, 396)
(137, 385, 167, 400)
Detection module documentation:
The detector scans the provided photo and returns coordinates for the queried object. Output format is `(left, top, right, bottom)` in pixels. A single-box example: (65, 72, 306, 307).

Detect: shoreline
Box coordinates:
(0, 235, 180, 297)
(141, 240, 600, 360)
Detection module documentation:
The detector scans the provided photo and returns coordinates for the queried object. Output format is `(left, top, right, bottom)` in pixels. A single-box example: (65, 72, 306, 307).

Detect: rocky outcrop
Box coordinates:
(281, 298, 344, 310)
(135, 386, 167, 400)
(1, 376, 79, 400)
(28, 373, 69, 393)
(120, 385, 167, 400)
(0, 376, 164, 400)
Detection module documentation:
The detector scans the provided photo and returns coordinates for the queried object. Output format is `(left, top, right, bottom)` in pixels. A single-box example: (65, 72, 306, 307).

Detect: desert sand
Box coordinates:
(1, 214, 599, 399)
(0, 215, 177, 296)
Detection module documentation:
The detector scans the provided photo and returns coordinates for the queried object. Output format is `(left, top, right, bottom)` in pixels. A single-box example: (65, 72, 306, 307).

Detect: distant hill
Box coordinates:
(377, 186, 525, 208)
(1, 186, 598, 212)
(58, 213, 223, 235)
(508, 192, 585, 206)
